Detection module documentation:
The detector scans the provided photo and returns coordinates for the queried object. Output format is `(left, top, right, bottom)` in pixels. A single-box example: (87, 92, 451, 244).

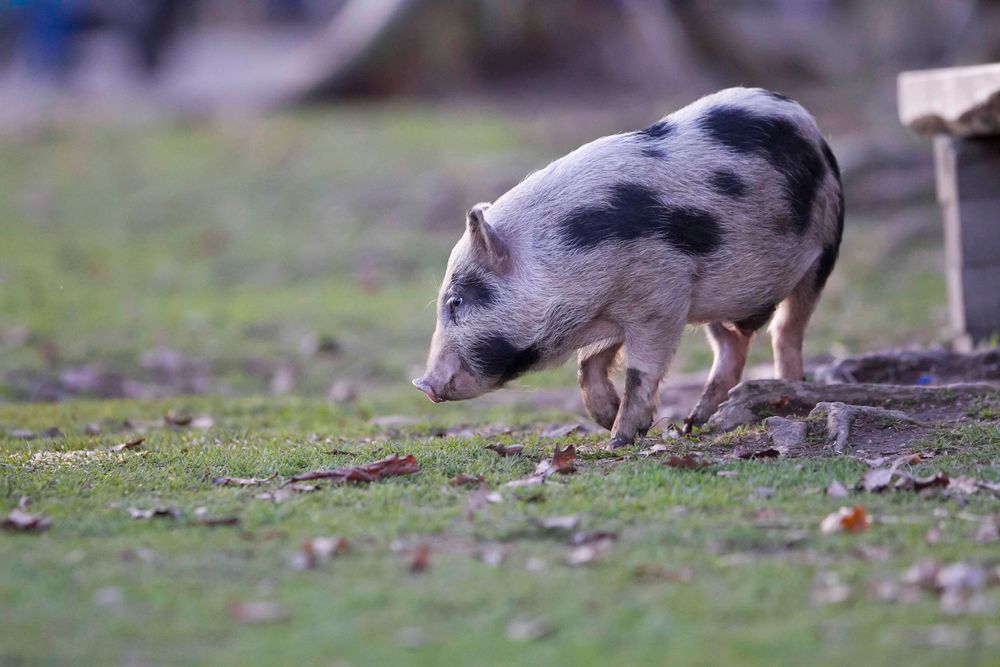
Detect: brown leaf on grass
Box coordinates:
(505, 445, 576, 488)
(291, 536, 350, 570)
(107, 436, 144, 453)
(212, 473, 278, 487)
(228, 601, 290, 624)
(639, 444, 670, 457)
(163, 411, 193, 427)
(255, 489, 292, 504)
(449, 473, 485, 487)
(485, 443, 524, 457)
(288, 482, 320, 493)
(287, 454, 420, 484)
(826, 480, 849, 497)
(534, 445, 577, 478)
(2, 506, 52, 532)
(192, 507, 239, 527)
(820, 506, 870, 534)
(860, 468, 896, 492)
(408, 545, 431, 573)
(665, 453, 710, 470)
(896, 473, 950, 491)
(127, 507, 181, 520)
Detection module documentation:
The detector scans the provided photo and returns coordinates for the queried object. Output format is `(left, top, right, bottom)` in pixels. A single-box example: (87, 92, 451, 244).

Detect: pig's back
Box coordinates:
(491, 87, 843, 324)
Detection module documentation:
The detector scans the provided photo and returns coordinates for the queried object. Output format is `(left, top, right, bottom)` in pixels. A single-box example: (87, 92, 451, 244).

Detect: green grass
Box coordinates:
(0, 104, 978, 665)
(2, 398, 999, 666)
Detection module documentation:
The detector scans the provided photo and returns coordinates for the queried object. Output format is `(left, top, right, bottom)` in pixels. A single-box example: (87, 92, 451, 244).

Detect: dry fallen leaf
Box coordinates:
(212, 473, 278, 487)
(291, 536, 350, 570)
(192, 507, 239, 527)
(860, 468, 896, 492)
(2, 506, 52, 532)
(534, 445, 577, 478)
(505, 444, 576, 488)
(107, 437, 144, 453)
(449, 473, 485, 487)
(164, 411, 193, 427)
(485, 443, 524, 457)
(288, 454, 420, 484)
(665, 453, 710, 470)
(255, 489, 292, 504)
(820, 506, 870, 534)
(408, 545, 431, 573)
(228, 601, 290, 624)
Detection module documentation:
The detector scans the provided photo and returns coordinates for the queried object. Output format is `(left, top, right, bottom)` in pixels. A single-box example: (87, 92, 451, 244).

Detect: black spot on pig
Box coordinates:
(734, 302, 778, 335)
(820, 138, 840, 180)
(638, 119, 676, 140)
(698, 105, 826, 235)
(641, 146, 667, 159)
(761, 89, 792, 103)
(813, 188, 844, 293)
(625, 368, 642, 392)
(709, 170, 747, 198)
(558, 182, 722, 256)
(469, 336, 540, 383)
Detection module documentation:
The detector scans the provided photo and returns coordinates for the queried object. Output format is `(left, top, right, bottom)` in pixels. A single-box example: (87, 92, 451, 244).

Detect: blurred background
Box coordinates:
(0, 0, 996, 411)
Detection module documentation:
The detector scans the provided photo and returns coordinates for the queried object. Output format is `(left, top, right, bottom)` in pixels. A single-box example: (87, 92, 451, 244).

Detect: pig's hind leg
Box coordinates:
(578, 343, 622, 431)
(683, 323, 753, 432)
(770, 270, 823, 381)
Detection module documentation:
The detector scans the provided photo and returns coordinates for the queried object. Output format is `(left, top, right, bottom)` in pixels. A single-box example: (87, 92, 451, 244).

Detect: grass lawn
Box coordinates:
(2, 398, 999, 665)
(2, 103, 994, 665)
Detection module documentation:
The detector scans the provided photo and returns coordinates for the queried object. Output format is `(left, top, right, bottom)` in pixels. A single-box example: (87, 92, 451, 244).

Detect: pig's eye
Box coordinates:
(446, 295, 463, 321)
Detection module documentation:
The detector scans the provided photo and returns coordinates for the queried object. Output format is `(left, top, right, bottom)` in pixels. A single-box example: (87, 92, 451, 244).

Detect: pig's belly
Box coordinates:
(684, 245, 821, 324)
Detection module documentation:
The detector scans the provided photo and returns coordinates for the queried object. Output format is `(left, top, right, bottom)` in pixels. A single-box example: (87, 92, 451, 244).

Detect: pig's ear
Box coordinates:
(466, 203, 510, 273)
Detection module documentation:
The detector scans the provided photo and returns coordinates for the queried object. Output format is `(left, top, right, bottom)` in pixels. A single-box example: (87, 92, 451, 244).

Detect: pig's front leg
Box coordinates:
(607, 320, 684, 449)
(578, 343, 622, 431)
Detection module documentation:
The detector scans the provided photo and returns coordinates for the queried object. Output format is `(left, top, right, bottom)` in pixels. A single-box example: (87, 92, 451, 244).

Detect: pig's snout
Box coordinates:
(413, 349, 487, 402)
(412, 376, 443, 403)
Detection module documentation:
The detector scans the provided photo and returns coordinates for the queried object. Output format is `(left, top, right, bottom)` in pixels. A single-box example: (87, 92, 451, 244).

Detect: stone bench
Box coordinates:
(898, 63, 1000, 348)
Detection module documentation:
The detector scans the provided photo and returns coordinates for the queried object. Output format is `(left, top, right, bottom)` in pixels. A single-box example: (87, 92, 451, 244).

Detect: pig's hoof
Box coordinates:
(605, 435, 634, 450)
(681, 416, 702, 434)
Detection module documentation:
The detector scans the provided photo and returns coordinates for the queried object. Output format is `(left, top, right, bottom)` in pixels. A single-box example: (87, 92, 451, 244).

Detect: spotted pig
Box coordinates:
(414, 87, 844, 448)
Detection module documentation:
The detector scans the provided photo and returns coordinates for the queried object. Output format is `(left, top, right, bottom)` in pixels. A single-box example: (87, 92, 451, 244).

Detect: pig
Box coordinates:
(413, 87, 843, 448)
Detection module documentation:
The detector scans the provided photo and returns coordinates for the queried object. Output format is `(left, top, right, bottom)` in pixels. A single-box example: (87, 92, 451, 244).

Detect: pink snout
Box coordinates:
(412, 377, 444, 403)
